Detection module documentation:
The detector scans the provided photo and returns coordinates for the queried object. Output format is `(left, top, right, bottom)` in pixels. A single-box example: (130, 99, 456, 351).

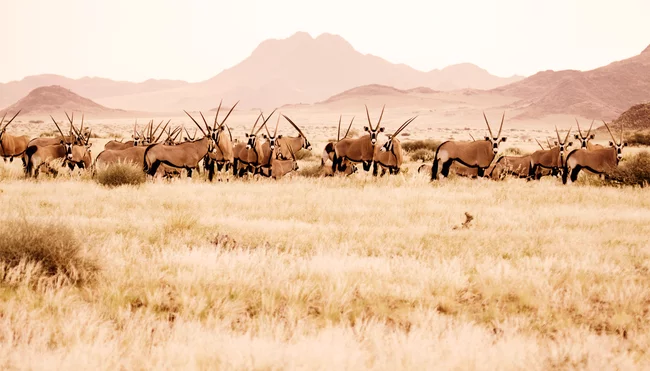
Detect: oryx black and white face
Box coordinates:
(303, 136, 312, 151)
(575, 133, 595, 149)
(364, 125, 385, 145)
(379, 135, 394, 153)
(61, 140, 74, 160)
(554, 125, 573, 160)
(484, 135, 507, 154)
(609, 140, 627, 160)
(132, 133, 141, 146)
(245, 133, 258, 150)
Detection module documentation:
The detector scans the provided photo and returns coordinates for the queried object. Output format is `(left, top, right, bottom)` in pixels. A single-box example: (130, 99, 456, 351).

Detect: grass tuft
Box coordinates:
(401, 139, 441, 153)
(95, 162, 146, 188)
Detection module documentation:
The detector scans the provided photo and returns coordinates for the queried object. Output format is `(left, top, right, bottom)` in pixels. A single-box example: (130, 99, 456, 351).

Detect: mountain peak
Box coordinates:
(0, 85, 124, 116)
(643, 44, 650, 54)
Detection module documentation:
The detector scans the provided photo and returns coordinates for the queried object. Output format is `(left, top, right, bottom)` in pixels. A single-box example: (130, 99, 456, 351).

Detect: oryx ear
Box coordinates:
(245, 133, 250, 137)
(554, 141, 559, 146)
(277, 135, 283, 139)
(567, 141, 573, 147)
(484, 136, 490, 141)
(500, 137, 507, 142)
(589, 134, 595, 139)
(87, 143, 93, 148)
(364, 126, 369, 132)
(60, 140, 64, 145)
(573, 134, 580, 139)
(624, 142, 628, 147)
(262, 134, 268, 139)
(609, 141, 614, 146)
(184, 137, 189, 141)
(379, 127, 385, 132)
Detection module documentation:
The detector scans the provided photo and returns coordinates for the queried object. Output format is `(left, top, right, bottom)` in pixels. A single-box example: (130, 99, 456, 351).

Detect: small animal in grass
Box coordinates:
(453, 212, 474, 230)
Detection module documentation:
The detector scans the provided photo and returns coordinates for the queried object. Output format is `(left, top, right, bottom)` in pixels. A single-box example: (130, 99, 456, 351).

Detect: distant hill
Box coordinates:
(494, 44, 650, 120)
(0, 75, 188, 111)
(611, 102, 650, 131)
(95, 32, 524, 112)
(0, 85, 131, 116)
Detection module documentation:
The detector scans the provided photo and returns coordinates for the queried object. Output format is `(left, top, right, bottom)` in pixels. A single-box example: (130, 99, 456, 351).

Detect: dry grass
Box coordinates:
(0, 167, 648, 369)
(95, 162, 146, 188)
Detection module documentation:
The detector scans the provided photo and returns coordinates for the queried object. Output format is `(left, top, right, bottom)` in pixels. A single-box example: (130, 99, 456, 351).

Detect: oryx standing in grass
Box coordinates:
(25, 116, 77, 178)
(372, 115, 417, 176)
(277, 115, 312, 156)
(144, 107, 234, 178)
(431, 112, 507, 180)
(0, 110, 29, 164)
(332, 105, 386, 174)
(563, 121, 627, 184)
(185, 100, 238, 181)
(232, 109, 276, 177)
(490, 155, 532, 180)
(528, 126, 572, 180)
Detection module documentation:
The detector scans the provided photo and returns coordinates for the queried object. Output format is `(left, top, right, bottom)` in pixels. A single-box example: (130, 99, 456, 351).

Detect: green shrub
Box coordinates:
(409, 149, 434, 162)
(95, 162, 146, 188)
(0, 219, 99, 287)
(608, 151, 650, 186)
(401, 139, 441, 153)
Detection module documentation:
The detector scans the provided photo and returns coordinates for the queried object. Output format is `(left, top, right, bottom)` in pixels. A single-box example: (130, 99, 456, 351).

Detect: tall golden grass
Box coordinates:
(0, 165, 648, 369)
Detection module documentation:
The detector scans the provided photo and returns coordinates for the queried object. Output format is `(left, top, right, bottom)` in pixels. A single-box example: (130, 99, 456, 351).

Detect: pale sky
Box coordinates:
(1, 0, 649, 83)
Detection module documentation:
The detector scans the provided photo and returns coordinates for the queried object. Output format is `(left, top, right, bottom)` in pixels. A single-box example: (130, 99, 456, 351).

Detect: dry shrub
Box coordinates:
(504, 147, 524, 156)
(409, 148, 434, 162)
(401, 139, 440, 153)
(294, 149, 315, 161)
(39, 130, 58, 137)
(298, 163, 326, 178)
(0, 219, 99, 287)
(95, 162, 146, 188)
(626, 132, 650, 147)
(608, 151, 650, 186)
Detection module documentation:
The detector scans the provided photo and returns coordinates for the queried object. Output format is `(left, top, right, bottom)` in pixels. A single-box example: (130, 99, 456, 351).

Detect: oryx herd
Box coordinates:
(0, 103, 632, 184)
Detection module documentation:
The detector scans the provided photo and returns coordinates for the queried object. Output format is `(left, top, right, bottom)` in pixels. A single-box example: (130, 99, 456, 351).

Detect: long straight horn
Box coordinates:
(274, 112, 281, 136)
(483, 112, 494, 137)
(2, 110, 21, 129)
(535, 138, 545, 150)
(65, 111, 74, 125)
(184, 110, 207, 136)
(337, 115, 342, 141)
(620, 121, 624, 144)
(564, 125, 572, 143)
(546, 137, 553, 149)
(219, 100, 239, 129)
(155, 120, 171, 143)
(365, 105, 373, 129)
(50, 116, 66, 139)
(0, 112, 7, 130)
(575, 118, 583, 136)
(602, 120, 617, 144)
(251, 112, 263, 134)
(343, 116, 354, 139)
(85, 129, 92, 145)
(468, 132, 476, 141)
(497, 111, 505, 138)
(214, 99, 222, 130)
(586, 119, 594, 137)
(281, 114, 306, 138)
(394, 115, 418, 137)
(256, 108, 277, 135)
(376, 104, 386, 129)
(199, 112, 209, 132)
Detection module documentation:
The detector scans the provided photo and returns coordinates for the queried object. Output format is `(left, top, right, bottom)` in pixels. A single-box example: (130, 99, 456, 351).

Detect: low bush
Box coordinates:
(409, 149, 434, 162)
(401, 139, 441, 153)
(95, 162, 146, 188)
(503, 147, 524, 156)
(294, 149, 315, 161)
(298, 163, 325, 178)
(626, 132, 650, 147)
(608, 151, 650, 186)
(0, 219, 99, 287)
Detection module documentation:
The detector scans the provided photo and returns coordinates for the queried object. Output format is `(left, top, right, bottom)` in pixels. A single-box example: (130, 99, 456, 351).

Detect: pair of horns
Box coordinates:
(212, 100, 240, 132)
(603, 120, 624, 146)
(251, 108, 278, 135)
(337, 115, 355, 141)
(365, 104, 385, 130)
(555, 125, 572, 144)
(390, 115, 418, 138)
(483, 111, 505, 138)
(0, 110, 21, 131)
(534, 137, 554, 150)
(575, 118, 595, 138)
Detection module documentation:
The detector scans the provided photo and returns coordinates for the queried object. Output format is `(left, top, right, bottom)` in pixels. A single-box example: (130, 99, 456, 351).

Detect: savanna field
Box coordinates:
(1, 151, 649, 370)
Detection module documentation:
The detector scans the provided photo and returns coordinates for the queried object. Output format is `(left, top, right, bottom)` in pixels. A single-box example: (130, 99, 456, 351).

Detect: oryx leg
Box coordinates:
(363, 161, 372, 172)
(372, 162, 379, 177)
(440, 160, 453, 178)
(570, 166, 581, 182)
(477, 167, 485, 178)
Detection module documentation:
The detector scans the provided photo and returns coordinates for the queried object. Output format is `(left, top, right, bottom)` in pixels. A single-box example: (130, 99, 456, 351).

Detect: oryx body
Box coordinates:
(0, 111, 29, 163)
(332, 105, 386, 173)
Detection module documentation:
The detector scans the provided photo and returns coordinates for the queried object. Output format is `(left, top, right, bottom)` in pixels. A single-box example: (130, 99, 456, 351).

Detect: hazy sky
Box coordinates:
(2, 0, 648, 83)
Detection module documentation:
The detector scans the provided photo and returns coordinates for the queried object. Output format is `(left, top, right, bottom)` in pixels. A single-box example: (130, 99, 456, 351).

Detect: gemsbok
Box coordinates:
(431, 112, 507, 180)
(277, 114, 312, 157)
(574, 118, 604, 150)
(563, 121, 627, 184)
(259, 144, 299, 179)
(0, 110, 29, 164)
(332, 105, 386, 174)
(528, 126, 572, 179)
(144, 110, 230, 178)
(25, 116, 77, 178)
(322, 115, 354, 166)
(372, 115, 417, 176)
(185, 100, 238, 181)
(232, 109, 276, 177)
(490, 155, 532, 180)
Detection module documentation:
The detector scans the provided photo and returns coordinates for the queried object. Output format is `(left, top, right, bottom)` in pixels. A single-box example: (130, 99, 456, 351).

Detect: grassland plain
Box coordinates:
(0, 158, 649, 370)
